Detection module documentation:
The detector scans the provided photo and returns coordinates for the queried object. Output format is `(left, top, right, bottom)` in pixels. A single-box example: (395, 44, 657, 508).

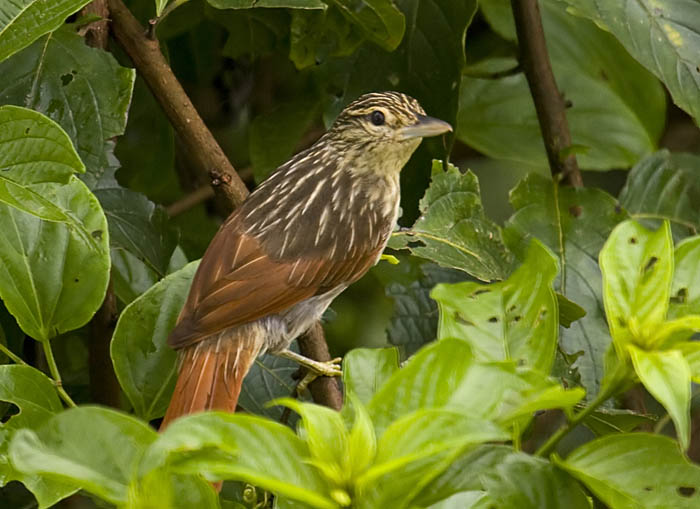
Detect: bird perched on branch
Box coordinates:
(161, 91, 452, 428)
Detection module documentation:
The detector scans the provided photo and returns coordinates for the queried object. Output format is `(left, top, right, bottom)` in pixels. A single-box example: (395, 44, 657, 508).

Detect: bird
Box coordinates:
(161, 91, 452, 429)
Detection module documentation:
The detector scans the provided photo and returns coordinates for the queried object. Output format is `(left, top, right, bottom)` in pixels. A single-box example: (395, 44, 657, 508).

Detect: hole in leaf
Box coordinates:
(514, 315, 522, 322)
(629, 237, 637, 244)
(1, 403, 20, 423)
(569, 205, 582, 218)
(60, 73, 73, 86)
(643, 256, 658, 272)
(74, 278, 79, 283)
(678, 487, 695, 497)
(24, 127, 30, 135)
(456, 315, 474, 327)
(644, 486, 653, 492)
(407, 241, 422, 249)
(91, 230, 103, 240)
(472, 289, 490, 297)
(488, 316, 498, 323)
(617, 317, 627, 328)
(671, 288, 688, 304)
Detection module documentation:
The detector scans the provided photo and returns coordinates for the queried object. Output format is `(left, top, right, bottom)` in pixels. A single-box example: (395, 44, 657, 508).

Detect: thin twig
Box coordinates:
(106, 0, 249, 210)
(510, 0, 583, 187)
(0, 342, 27, 366)
(42, 341, 77, 408)
(166, 185, 215, 217)
(536, 379, 619, 457)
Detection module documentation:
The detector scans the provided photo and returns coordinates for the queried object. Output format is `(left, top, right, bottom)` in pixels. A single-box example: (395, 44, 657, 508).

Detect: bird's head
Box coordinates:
(325, 91, 452, 176)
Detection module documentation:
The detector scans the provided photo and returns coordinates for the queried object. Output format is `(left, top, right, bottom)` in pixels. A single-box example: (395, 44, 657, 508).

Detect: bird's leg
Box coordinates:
(278, 349, 342, 378)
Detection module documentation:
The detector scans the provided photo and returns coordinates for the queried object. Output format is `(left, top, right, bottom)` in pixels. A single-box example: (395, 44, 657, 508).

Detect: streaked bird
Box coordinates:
(161, 91, 452, 428)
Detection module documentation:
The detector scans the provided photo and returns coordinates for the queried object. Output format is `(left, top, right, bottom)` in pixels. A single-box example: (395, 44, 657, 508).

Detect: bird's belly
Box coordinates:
(259, 285, 347, 353)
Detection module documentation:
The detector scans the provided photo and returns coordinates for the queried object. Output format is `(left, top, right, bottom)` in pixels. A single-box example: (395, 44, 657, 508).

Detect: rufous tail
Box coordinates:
(160, 333, 262, 431)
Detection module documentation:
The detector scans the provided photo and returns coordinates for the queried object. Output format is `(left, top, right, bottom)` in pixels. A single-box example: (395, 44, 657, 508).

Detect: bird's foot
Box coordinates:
(279, 349, 342, 377)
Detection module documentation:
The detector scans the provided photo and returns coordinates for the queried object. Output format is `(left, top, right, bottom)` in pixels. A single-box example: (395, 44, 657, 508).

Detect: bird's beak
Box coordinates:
(398, 115, 453, 140)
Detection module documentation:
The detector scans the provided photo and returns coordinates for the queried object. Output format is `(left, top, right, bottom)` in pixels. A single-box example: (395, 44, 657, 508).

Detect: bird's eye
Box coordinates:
(370, 110, 385, 126)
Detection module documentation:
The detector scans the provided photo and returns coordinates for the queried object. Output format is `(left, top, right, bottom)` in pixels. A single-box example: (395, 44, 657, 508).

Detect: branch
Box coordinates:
(81, 0, 122, 408)
(80, 0, 110, 48)
(298, 322, 344, 411)
(89, 279, 122, 407)
(510, 0, 583, 187)
(106, 0, 248, 210)
(166, 185, 214, 217)
(107, 0, 343, 409)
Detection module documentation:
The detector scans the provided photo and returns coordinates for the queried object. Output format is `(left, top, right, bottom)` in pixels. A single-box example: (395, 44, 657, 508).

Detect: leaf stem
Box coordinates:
(42, 341, 77, 408)
(535, 382, 617, 457)
(0, 341, 27, 366)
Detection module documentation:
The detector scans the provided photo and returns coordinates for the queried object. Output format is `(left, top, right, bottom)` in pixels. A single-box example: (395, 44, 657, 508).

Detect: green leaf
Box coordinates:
(0, 26, 135, 187)
(560, 0, 700, 124)
(0, 179, 110, 342)
(9, 406, 157, 505)
(557, 293, 587, 328)
(432, 239, 558, 373)
(620, 150, 700, 239)
(0, 105, 85, 221)
(290, 8, 364, 69)
(506, 173, 628, 395)
(238, 352, 299, 421)
(207, 0, 326, 9)
(94, 187, 178, 277)
(368, 338, 583, 437)
(628, 346, 691, 449)
(0, 0, 92, 62)
(140, 412, 336, 509)
(411, 445, 512, 508)
(389, 161, 513, 282)
(382, 261, 466, 357)
(342, 347, 399, 406)
(156, 0, 169, 16)
(671, 236, 700, 318)
(274, 398, 350, 486)
(481, 453, 591, 509)
(583, 408, 657, 437)
(249, 97, 320, 182)
(459, 0, 665, 170)
(129, 468, 219, 509)
(111, 261, 198, 422)
(356, 410, 507, 508)
(347, 394, 376, 479)
(426, 492, 489, 509)
(110, 248, 160, 305)
(0, 365, 75, 509)
(558, 433, 700, 508)
(599, 220, 673, 351)
(332, 0, 405, 51)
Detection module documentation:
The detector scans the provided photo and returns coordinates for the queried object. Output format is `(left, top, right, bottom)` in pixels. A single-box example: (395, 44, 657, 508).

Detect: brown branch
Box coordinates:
(510, 0, 583, 187)
(106, 0, 248, 210)
(107, 0, 342, 409)
(298, 322, 343, 411)
(81, 0, 122, 408)
(89, 279, 122, 407)
(80, 0, 110, 48)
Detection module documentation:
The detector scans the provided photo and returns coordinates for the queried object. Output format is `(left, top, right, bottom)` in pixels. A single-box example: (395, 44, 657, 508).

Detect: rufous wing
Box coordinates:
(168, 214, 381, 350)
